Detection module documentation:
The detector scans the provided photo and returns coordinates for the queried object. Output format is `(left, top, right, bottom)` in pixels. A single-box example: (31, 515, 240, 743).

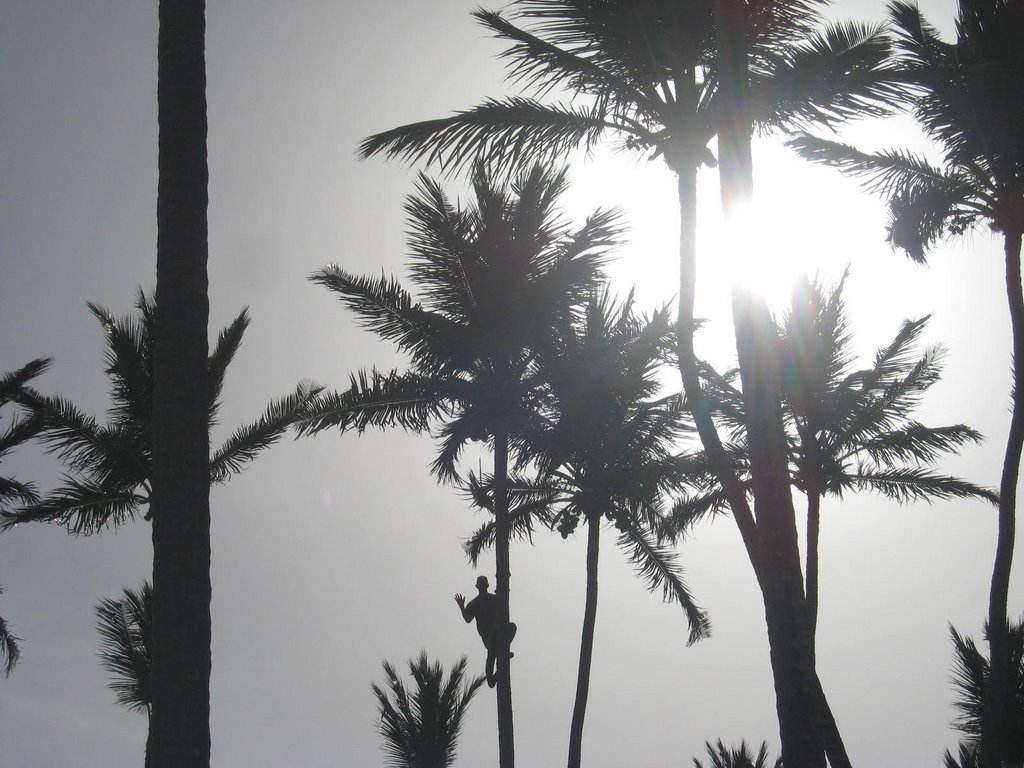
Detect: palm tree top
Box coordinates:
(302, 163, 619, 481)
(359, 0, 903, 176)
(2, 291, 318, 534)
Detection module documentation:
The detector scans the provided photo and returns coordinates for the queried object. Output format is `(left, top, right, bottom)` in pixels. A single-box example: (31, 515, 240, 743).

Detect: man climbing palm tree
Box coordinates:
(455, 576, 517, 688)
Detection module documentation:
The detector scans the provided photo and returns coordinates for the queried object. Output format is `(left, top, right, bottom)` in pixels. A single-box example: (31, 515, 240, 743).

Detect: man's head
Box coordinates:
(475, 575, 489, 592)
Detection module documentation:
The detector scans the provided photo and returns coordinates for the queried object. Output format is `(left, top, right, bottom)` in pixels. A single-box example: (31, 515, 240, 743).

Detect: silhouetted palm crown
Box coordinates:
(373, 653, 485, 768)
(2, 291, 316, 534)
(301, 164, 618, 476)
(792, 0, 1024, 259)
(361, 0, 899, 176)
(465, 291, 710, 641)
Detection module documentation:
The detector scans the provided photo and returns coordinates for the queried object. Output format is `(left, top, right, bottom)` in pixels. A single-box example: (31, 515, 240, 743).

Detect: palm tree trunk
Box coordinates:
(806, 492, 821, 664)
(713, 3, 828, 764)
(149, 3, 211, 767)
(983, 229, 1024, 768)
(733, 291, 826, 768)
(567, 513, 600, 768)
(493, 428, 515, 768)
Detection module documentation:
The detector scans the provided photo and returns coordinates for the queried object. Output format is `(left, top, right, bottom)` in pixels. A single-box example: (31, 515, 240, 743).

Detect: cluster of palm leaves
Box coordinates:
(373, 652, 485, 768)
(0, 358, 52, 677)
(0, 291, 317, 759)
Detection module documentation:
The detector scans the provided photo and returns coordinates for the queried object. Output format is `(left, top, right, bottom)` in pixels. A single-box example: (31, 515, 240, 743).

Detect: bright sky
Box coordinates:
(0, 2, 1017, 767)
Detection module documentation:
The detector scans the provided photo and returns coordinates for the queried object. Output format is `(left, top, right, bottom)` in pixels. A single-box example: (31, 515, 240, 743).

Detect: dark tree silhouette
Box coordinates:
(151, 1, 211, 764)
(1, 295, 313, 766)
(944, 620, 1024, 768)
(96, 582, 153, 719)
(358, 5, 901, 764)
(373, 652, 485, 768)
(0, 358, 52, 677)
(790, 4, 1024, 763)
(464, 290, 709, 768)
(670, 275, 998, 655)
(3, 293, 315, 535)
(693, 739, 782, 768)
(300, 164, 614, 768)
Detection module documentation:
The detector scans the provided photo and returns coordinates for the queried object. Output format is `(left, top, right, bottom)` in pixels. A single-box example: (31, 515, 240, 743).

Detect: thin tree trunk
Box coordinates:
(806, 492, 821, 665)
(567, 513, 600, 768)
(733, 290, 825, 768)
(983, 229, 1024, 768)
(149, 3, 211, 768)
(714, 2, 828, 764)
(493, 429, 514, 768)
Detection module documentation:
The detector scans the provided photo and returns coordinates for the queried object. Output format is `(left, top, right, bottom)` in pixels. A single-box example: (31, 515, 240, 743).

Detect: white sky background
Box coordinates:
(0, 1, 1018, 766)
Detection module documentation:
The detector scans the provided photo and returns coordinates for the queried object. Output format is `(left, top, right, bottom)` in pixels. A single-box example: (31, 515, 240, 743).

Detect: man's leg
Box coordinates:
(485, 642, 496, 688)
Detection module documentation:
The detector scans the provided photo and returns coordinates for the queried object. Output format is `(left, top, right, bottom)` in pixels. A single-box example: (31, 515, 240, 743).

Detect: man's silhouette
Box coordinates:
(455, 575, 517, 688)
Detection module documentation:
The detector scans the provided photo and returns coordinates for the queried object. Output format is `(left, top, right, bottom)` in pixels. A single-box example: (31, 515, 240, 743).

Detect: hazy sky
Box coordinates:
(1, 2, 1018, 766)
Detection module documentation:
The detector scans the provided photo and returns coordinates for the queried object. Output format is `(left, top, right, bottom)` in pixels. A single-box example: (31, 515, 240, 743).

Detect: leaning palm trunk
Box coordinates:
(567, 513, 600, 768)
(986, 229, 1024, 768)
(493, 428, 514, 768)
(150, 2, 211, 767)
(702, 4, 827, 766)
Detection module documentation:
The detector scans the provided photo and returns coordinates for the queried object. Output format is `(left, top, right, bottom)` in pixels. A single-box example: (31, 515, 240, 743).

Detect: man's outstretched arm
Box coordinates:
(454, 594, 472, 623)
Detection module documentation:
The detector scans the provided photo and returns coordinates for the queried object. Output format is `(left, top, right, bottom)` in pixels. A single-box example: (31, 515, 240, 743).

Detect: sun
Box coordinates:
(561, 140, 880, 358)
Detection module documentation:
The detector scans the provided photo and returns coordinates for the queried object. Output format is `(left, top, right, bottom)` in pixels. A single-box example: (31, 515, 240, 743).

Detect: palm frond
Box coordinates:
(207, 309, 250, 426)
(849, 466, 998, 504)
(209, 382, 322, 483)
(295, 369, 449, 437)
(752, 20, 904, 131)
(615, 522, 710, 645)
(359, 97, 612, 174)
(95, 581, 152, 714)
(1, 476, 144, 535)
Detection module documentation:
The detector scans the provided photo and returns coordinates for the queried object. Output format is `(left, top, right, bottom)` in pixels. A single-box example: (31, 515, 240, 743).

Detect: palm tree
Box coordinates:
(96, 582, 153, 718)
(778, 275, 997, 651)
(3, 293, 313, 763)
(373, 652, 486, 768)
(693, 739, 782, 768)
(790, 4, 1024, 763)
(152, 2, 211, 764)
(672, 275, 998, 642)
(2, 292, 316, 535)
(299, 163, 615, 768)
(464, 290, 710, 768)
(0, 357, 52, 677)
(357, 5, 902, 764)
(944, 620, 1024, 768)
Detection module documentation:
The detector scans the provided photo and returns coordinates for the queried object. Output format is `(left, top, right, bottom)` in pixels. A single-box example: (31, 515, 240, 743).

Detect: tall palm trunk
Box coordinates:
(149, 3, 211, 767)
(806, 492, 821, 665)
(493, 428, 514, 768)
(713, 3, 828, 765)
(983, 229, 1024, 768)
(567, 512, 601, 768)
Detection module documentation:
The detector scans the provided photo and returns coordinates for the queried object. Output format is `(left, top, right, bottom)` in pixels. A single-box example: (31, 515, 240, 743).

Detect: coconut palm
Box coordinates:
(790, 5, 1024, 763)
(358, 5, 902, 764)
(944, 620, 1024, 768)
(151, 3, 211, 763)
(464, 290, 709, 768)
(2, 291, 316, 535)
(299, 163, 615, 768)
(95, 582, 153, 718)
(693, 739, 782, 768)
(670, 274, 997, 650)
(373, 652, 485, 768)
(3, 293, 314, 764)
(0, 357, 52, 677)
